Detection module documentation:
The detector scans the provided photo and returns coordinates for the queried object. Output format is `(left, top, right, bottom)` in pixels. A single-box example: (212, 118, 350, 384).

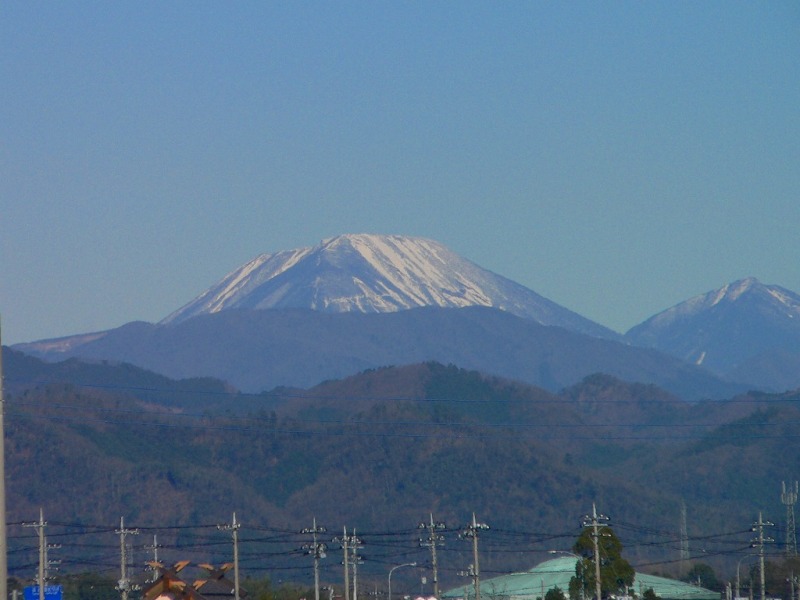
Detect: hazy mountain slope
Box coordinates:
(626, 277, 800, 386)
(14, 307, 746, 400)
(728, 349, 800, 392)
(2, 346, 234, 409)
(160, 234, 619, 339)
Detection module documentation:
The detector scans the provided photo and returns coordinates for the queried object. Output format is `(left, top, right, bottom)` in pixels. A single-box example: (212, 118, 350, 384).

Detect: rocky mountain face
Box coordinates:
(625, 277, 800, 389)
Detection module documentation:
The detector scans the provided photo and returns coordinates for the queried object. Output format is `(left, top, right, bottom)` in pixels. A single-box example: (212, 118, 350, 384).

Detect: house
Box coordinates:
(143, 561, 245, 600)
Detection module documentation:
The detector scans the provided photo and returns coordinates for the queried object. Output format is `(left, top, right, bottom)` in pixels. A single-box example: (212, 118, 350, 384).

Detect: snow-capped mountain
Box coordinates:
(625, 277, 800, 383)
(161, 234, 618, 339)
(14, 248, 800, 395)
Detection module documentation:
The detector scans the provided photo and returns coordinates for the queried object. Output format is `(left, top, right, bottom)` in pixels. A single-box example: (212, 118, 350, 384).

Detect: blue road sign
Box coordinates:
(23, 586, 63, 600)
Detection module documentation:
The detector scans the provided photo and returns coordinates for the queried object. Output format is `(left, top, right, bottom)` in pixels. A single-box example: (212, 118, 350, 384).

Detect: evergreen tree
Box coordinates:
(642, 588, 659, 600)
(545, 587, 567, 600)
(568, 526, 634, 600)
(683, 563, 720, 591)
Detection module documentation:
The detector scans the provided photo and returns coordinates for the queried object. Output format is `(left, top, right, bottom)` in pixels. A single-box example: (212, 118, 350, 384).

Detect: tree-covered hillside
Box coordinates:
(3, 350, 796, 595)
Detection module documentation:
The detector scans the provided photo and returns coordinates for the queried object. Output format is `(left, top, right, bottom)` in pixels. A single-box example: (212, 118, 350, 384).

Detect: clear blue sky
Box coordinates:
(2, 1, 799, 345)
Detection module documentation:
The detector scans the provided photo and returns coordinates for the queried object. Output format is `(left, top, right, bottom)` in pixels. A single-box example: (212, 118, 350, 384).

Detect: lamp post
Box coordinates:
(736, 556, 752, 600)
(786, 573, 797, 600)
(389, 562, 417, 600)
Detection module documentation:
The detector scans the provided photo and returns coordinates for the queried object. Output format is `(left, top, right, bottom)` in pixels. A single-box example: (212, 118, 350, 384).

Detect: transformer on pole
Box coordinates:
(116, 517, 140, 600)
(459, 514, 489, 600)
(218, 513, 241, 600)
(22, 509, 47, 600)
(751, 513, 774, 600)
(581, 504, 610, 600)
(302, 518, 327, 600)
(419, 514, 445, 599)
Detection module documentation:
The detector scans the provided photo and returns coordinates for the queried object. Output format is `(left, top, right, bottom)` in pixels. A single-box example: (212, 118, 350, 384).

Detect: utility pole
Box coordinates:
(335, 527, 351, 600)
(116, 517, 140, 600)
(419, 514, 445, 599)
(782, 482, 798, 557)
(302, 518, 327, 600)
(350, 529, 363, 600)
(582, 504, 610, 600)
(680, 500, 689, 575)
(332, 528, 363, 600)
(218, 513, 241, 600)
(459, 514, 489, 600)
(144, 535, 162, 582)
(0, 322, 8, 600)
(750, 513, 774, 600)
(45, 537, 61, 583)
(146, 535, 161, 563)
(23, 509, 47, 600)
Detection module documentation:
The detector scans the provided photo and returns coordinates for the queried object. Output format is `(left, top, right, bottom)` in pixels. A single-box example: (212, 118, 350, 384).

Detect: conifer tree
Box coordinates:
(568, 526, 634, 600)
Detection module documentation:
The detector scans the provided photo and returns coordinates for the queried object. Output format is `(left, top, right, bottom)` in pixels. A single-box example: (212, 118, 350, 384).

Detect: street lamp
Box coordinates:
(736, 556, 752, 600)
(389, 562, 417, 600)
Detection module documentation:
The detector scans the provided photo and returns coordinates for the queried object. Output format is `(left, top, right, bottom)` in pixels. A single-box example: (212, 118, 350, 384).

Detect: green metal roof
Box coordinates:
(442, 557, 718, 600)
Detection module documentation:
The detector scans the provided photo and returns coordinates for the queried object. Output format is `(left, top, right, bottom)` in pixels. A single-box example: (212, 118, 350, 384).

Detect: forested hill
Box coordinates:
(2, 349, 797, 587)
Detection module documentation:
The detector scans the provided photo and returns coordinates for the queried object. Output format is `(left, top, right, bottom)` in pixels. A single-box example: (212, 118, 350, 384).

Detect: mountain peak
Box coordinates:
(160, 233, 618, 339)
(710, 276, 761, 305)
(641, 277, 798, 326)
(321, 232, 403, 247)
(626, 277, 800, 373)
(688, 276, 800, 315)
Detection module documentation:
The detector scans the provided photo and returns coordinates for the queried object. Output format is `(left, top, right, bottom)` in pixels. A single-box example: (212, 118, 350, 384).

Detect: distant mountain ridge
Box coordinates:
(12, 235, 800, 396)
(161, 233, 618, 339)
(14, 306, 745, 400)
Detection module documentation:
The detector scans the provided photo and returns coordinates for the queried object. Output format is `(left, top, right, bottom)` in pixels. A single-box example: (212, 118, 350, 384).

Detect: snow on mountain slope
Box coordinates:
(625, 277, 800, 373)
(628, 278, 800, 334)
(161, 234, 618, 339)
